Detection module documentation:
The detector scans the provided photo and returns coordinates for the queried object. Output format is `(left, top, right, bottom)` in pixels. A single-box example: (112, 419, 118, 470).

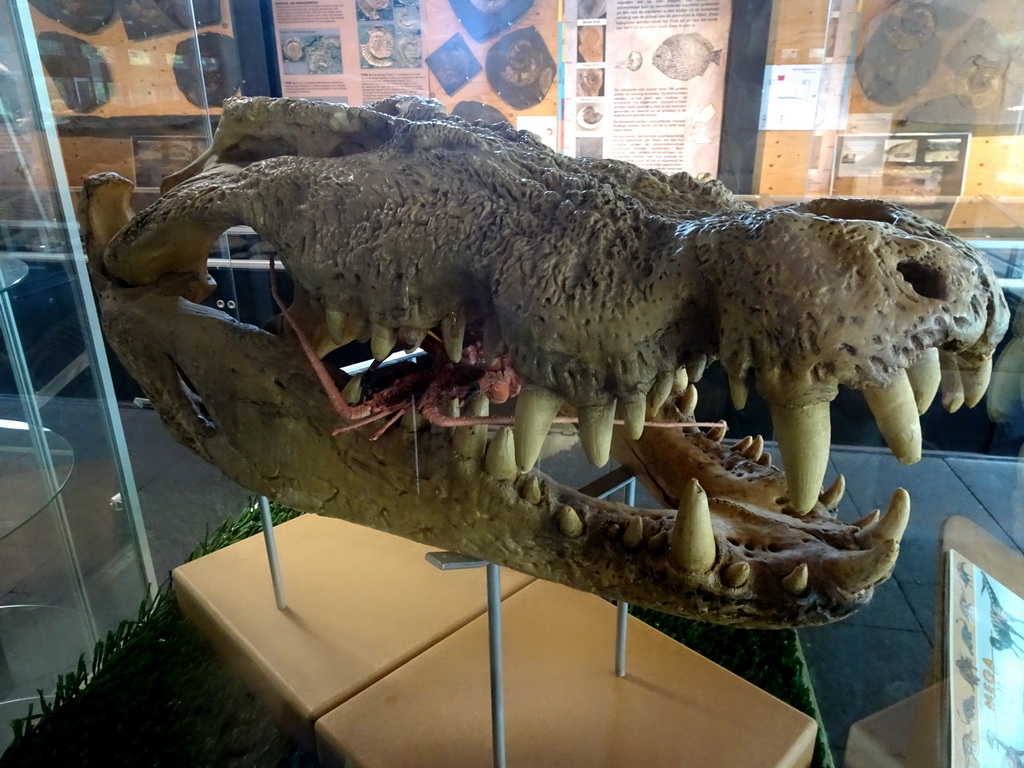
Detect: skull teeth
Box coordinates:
(327, 309, 353, 346)
(620, 396, 647, 440)
(819, 474, 846, 509)
(670, 478, 716, 573)
(863, 369, 922, 465)
(769, 399, 831, 515)
(676, 383, 698, 416)
(647, 371, 674, 417)
(440, 312, 465, 363)
(454, 393, 489, 458)
(961, 356, 993, 409)
(830, 539, 900, 593)
(781, 563, 808, 595)
(342, 374, 363, 405)
(578, 401, 616, 467)
(729, 373, 749, 410)
(721, 561, 750, 588)
(939, 350, 965, 413)
(556, 505, 584, 538)
(622, 515, 644, 549)
(686, 354, 707, 383)
(485, 426, 518, 480)
(856, 488, 910, 547)
(370, 324, 397, 361)
(906, 348, 940, 415)
(742, 435, 764, 462)
(514, 385, 562, 471)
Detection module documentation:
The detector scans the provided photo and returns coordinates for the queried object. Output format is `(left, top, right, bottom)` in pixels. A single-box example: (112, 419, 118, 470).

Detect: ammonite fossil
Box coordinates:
(652, 33, 721, 81)
(36, 31, 112, 112)
(361, 26, 395, 67)
(448, 0, 534, 42)
(357, 0, 390, 20)
(883, 1, 936, 52)
(576, 68, 603, 97)
(173, 32, 242, 108)
(427, 33, 482, 95)
(485, 26, 556, 109)
(624, 50, 643, 71)
(955, 55, 1004, 108)
(307, 36, 343, 74)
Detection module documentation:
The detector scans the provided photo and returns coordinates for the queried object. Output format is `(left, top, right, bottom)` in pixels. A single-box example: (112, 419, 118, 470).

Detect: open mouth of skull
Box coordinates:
(81, 96, 1008, 629)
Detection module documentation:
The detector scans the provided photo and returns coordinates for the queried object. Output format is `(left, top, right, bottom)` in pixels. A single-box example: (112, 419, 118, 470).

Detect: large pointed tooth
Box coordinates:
(326, 309, 354, 346)
(743, 435, 764, 461)
(906, 348, 940, 415)
(622, 516, 644, 549)
(961, 356, 992, 409)
(782, 563, 808, 595)
(862, 370, 921, 464)
(706, 421, 727, 443)
(819, 474, 845, 509)
(342, 374, 363, 405)
(939, 351, 964, 413)
(757, 453, 772, 467)
(829, 539, 899, 592)
(732, 435, 753, 453)
(686, 354, 707, 383)
(519, 475, 542, 505)
(454, 393, 489, 459)
(370, 325, 397, 361)
(852, 509, 880, 529)
(672, 367, 689, 394)
(440, 312, 465, 363)
(485, 426, 517, 481)
(514, 386, 562, 471)
(857, 488, 910, 546)
(647, 371, 674, 417)
(677, 383, 698, 415)
(769, 399, 831, 515)
(729, 374, 749, 410)
(556, 505, 584, 538)
(670, 479, 716, 573)
(620, 396, 646, 440)
(578, 401, 616, 467)
(721, 561, 750, 588)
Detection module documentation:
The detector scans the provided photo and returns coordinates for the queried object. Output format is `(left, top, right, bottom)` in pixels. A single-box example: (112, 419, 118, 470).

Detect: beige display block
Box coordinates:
(172, 515, 533, 750)
(845, 684, 942, 768)
(316, 580, 817, 768)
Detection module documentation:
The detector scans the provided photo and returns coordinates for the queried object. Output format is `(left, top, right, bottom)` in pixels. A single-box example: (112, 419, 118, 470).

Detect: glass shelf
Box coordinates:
(0, 419, 74, 539)
(0, 258, 29, 296)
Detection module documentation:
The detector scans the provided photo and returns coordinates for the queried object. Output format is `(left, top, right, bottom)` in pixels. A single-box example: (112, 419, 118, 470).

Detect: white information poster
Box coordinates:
(271, 0, 428, 105)
(758, 65, 822, 131)
(947, 549, 1024, 768)
(562, 0, 731, 175)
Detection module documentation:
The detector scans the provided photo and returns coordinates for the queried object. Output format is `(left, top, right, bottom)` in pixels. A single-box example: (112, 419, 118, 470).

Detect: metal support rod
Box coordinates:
(258, 496, 287, 610)
(486, 562, 506, 768)
(615, 600, 629, 677)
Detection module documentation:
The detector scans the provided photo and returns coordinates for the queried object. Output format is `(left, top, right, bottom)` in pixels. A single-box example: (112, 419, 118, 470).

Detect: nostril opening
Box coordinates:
(897, 261, 948, 301)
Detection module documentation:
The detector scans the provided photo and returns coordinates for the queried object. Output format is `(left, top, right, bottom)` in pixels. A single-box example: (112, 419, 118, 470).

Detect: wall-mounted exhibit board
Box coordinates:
(755, 0, 1024, 232)
(269, 0, 560, 143)
(27, 0, 238, 193)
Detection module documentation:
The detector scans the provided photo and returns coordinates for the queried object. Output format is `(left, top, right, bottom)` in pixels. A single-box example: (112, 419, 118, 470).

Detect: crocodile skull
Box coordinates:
(81, 96, 1008, 628)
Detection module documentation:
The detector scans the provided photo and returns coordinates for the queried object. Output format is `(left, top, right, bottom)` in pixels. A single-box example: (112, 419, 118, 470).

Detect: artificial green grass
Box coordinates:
(2, 502, 832, 767)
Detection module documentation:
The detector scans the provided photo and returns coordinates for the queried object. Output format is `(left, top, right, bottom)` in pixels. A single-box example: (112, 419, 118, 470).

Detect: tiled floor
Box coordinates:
(6, 400, 1024, 766)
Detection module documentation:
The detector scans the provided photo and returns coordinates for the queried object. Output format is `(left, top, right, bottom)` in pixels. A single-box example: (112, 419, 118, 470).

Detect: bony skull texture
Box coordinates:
(81, 96, 1007, 629)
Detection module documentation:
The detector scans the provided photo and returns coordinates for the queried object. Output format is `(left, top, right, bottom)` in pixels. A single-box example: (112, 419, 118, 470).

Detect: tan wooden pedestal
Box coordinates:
(172, 515, 534, 750)
(315, 580, 818, 768)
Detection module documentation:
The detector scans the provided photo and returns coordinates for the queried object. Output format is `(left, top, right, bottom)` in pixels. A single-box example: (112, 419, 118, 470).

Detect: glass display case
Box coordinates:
(2, 0, 1023, 766)
(0, 0, 158, 752)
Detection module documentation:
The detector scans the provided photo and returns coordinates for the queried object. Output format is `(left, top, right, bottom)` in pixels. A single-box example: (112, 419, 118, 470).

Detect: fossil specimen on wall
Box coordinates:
(82, 96, 1007, 628)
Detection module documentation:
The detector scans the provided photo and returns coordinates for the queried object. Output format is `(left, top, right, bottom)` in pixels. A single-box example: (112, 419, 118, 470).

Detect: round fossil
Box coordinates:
(576, 68, 604, 97)
(883, 1, 936, 52)
(282, 38, 304, 62)
(652, 33, 722, 81)
(362, 26, 395, 67)
(625, 50, 643, 71)
(357, 0, 391, 19)
(955, 55, 1004, 108)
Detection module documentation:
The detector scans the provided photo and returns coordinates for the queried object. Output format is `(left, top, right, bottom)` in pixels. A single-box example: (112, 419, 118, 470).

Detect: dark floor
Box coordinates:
(4, 400, 1024, 765)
